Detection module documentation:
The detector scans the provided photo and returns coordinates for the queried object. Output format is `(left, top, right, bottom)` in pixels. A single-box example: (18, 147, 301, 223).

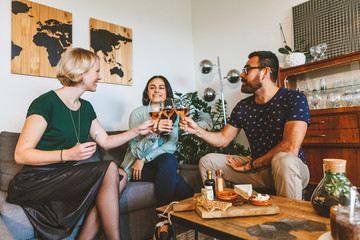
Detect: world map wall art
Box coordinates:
(11, 0, 72, 78)
(90, 18, 133, 86)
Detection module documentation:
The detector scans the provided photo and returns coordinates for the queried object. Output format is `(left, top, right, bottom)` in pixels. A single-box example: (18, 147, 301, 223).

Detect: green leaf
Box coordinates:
(284, 45, 293, 52)
(278, 47, 290, 54)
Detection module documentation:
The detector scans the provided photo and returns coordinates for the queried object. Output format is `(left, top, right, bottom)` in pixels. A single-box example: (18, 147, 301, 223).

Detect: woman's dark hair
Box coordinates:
(142, 75, 177, 124)
(142, 75, 174, 105)
(248, 51, 279, 83)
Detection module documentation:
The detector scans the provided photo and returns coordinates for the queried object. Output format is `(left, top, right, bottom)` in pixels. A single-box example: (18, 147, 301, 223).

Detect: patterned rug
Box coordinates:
(176, 229, 215, 240)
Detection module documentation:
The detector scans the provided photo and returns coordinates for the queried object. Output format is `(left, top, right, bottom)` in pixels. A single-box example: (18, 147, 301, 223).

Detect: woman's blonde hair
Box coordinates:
(56, 48, 98, 86)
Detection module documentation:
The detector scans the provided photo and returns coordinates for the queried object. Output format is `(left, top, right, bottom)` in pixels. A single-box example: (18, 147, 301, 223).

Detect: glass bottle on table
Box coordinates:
(205, 170, 216, 199)
(311, 159, 355, 217)
(148, 100, 162, 138)
(215, 169, 224, 196)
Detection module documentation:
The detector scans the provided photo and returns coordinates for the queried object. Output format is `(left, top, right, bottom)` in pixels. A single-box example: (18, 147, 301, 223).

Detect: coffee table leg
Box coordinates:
(195, 230, 198, 240)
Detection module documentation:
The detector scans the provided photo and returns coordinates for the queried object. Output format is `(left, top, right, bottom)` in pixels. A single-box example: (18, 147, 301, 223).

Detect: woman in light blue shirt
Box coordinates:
(121, 75, 193, 208)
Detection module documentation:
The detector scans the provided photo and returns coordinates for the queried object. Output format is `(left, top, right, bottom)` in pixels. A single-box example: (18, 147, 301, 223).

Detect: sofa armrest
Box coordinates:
(0, 215, 15, 240)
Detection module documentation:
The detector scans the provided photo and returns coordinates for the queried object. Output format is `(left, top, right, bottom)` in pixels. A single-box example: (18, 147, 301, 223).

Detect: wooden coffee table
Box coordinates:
(156, 196, 330, 240)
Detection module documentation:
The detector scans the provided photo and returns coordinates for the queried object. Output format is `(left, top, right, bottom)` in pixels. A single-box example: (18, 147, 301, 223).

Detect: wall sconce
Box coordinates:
(199, 56, 240, 125)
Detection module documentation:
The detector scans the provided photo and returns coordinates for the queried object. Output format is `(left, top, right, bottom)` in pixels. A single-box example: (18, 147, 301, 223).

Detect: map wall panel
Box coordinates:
(90, 18, 133, 86)
(11, 0, 72, 78)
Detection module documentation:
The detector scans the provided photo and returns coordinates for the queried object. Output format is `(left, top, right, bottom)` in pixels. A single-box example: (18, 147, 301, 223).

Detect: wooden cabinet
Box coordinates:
(278, 52, 360, 187)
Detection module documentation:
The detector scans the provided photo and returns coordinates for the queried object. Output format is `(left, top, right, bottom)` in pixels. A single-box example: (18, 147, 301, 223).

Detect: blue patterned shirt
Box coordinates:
(228, 88, 310, 163)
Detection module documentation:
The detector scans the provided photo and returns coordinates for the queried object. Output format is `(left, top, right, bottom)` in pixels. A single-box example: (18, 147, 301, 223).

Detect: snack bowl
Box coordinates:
(217, 191, 237, 201)
(249, 195, 272, 206)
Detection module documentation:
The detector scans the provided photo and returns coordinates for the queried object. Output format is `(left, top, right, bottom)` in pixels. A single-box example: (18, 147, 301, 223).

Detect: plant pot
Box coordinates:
(285, 52, 306, 67)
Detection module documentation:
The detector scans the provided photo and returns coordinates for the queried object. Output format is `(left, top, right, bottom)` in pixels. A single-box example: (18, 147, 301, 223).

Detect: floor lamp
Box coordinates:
(199, 56, 240, 125)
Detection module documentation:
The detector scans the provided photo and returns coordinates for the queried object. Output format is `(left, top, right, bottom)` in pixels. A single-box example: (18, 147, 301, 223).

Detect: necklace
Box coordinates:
(63, 89, 81, 145)
(69, 108, 81, 145)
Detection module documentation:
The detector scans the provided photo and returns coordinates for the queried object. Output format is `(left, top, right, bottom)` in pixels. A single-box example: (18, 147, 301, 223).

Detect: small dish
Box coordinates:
(217, 191, 237, 200)
(249, 195, 272, 206)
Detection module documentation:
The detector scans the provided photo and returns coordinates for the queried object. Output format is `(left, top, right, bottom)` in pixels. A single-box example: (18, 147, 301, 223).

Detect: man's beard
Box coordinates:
(241, 73, 262, 94)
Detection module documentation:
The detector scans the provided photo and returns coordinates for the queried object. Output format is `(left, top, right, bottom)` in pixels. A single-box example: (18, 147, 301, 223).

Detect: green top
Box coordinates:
(26, 90, 97, 167)
(121, 105, 179, 181)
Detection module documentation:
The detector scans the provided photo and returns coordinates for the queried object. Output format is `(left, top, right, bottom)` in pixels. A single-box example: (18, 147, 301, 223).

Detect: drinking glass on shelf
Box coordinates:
(320, 78, 327, 92)
(306, 93, 314, 109)
(318, 43, 327, 60)
(174, 98, 190, 134)
(327, 93, 341, 108)
(341, 90, 355, 107)
(353, 89, 360, 106)
(161, 98, 175, 135)
(310, 46, 321, 62)
(310, 90, 322, 109)
(148, 100, 162, 138)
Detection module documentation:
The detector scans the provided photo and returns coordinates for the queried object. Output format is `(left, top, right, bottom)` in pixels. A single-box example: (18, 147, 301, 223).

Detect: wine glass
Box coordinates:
(310, 90, 322, 109)
(174, 97, 190, 134)
(341, 90, 355, 107)
(148, 100, 162, 138)
(161, 98, 175, 135)
(327, 93, 341, 108)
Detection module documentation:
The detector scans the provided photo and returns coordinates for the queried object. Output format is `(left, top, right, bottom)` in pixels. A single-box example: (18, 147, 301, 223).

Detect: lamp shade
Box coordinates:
(199, 60, 213, 74)
(202, 88, 216, 102)
(226, 69, 240, 83)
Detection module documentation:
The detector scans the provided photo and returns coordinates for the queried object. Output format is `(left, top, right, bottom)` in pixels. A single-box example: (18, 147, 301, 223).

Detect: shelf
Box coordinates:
(278, 51, 360, 88)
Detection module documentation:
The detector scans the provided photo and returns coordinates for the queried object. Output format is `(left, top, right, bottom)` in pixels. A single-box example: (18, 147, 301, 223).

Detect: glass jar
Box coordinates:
(311, 159, 353, 217)
(330, 205, 360, 240)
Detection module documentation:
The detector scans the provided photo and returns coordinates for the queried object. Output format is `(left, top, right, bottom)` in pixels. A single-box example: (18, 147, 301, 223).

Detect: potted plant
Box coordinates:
(174, 91, 250, 165)
(278, 40, 308, 67)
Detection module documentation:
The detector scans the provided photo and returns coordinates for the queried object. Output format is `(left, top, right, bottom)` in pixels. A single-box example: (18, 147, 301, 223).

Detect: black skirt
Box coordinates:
(7, 160, 119, 240)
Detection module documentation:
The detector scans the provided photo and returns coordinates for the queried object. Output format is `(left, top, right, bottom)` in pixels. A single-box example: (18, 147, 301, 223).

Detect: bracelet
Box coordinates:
(243, 164, 249, 174)
(60, 149, 63, 163)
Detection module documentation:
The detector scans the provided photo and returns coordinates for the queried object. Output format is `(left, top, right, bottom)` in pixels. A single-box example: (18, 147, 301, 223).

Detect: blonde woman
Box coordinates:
(7, 48, 155, 240)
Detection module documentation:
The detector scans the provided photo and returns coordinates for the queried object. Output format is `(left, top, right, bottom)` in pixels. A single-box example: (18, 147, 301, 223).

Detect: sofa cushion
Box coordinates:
(0, 191, 35, 239)
(0, 191, 83, 240)
(0, 214, 15, 240)
(0, 132, 22, 192)
(119, 181, 157, 214)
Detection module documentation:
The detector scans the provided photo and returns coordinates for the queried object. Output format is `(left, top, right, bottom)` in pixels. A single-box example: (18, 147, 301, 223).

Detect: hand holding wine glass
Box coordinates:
(148, 100, 162, 137)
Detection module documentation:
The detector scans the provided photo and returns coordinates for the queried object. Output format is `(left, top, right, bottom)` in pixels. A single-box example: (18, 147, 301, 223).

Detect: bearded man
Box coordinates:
(180, 51, 310, 200)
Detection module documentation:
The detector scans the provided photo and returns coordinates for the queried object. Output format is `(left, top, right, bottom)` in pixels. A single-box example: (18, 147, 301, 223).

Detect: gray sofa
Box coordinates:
(0, 131, 202, 240)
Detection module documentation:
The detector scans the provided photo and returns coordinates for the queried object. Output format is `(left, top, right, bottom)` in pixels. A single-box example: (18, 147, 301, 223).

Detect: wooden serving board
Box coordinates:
(172, 198, 196, 212)
(195, 202, 280, 219)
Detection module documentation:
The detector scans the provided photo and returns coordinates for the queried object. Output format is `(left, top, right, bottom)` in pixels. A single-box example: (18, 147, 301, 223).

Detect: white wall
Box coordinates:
(1, 0, 310, 139)
(0, 0, 195, 132)
(191, 0, 308, 147)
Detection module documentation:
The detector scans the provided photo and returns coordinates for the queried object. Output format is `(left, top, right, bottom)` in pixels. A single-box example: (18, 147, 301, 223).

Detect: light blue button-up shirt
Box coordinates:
(121, 105, 179, 181)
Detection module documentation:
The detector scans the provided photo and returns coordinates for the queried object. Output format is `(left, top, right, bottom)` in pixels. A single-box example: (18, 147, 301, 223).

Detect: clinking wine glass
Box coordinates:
(161, 98, 175, 135)
(148, 100, 162, 138)
(174, 98, 190, 134)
